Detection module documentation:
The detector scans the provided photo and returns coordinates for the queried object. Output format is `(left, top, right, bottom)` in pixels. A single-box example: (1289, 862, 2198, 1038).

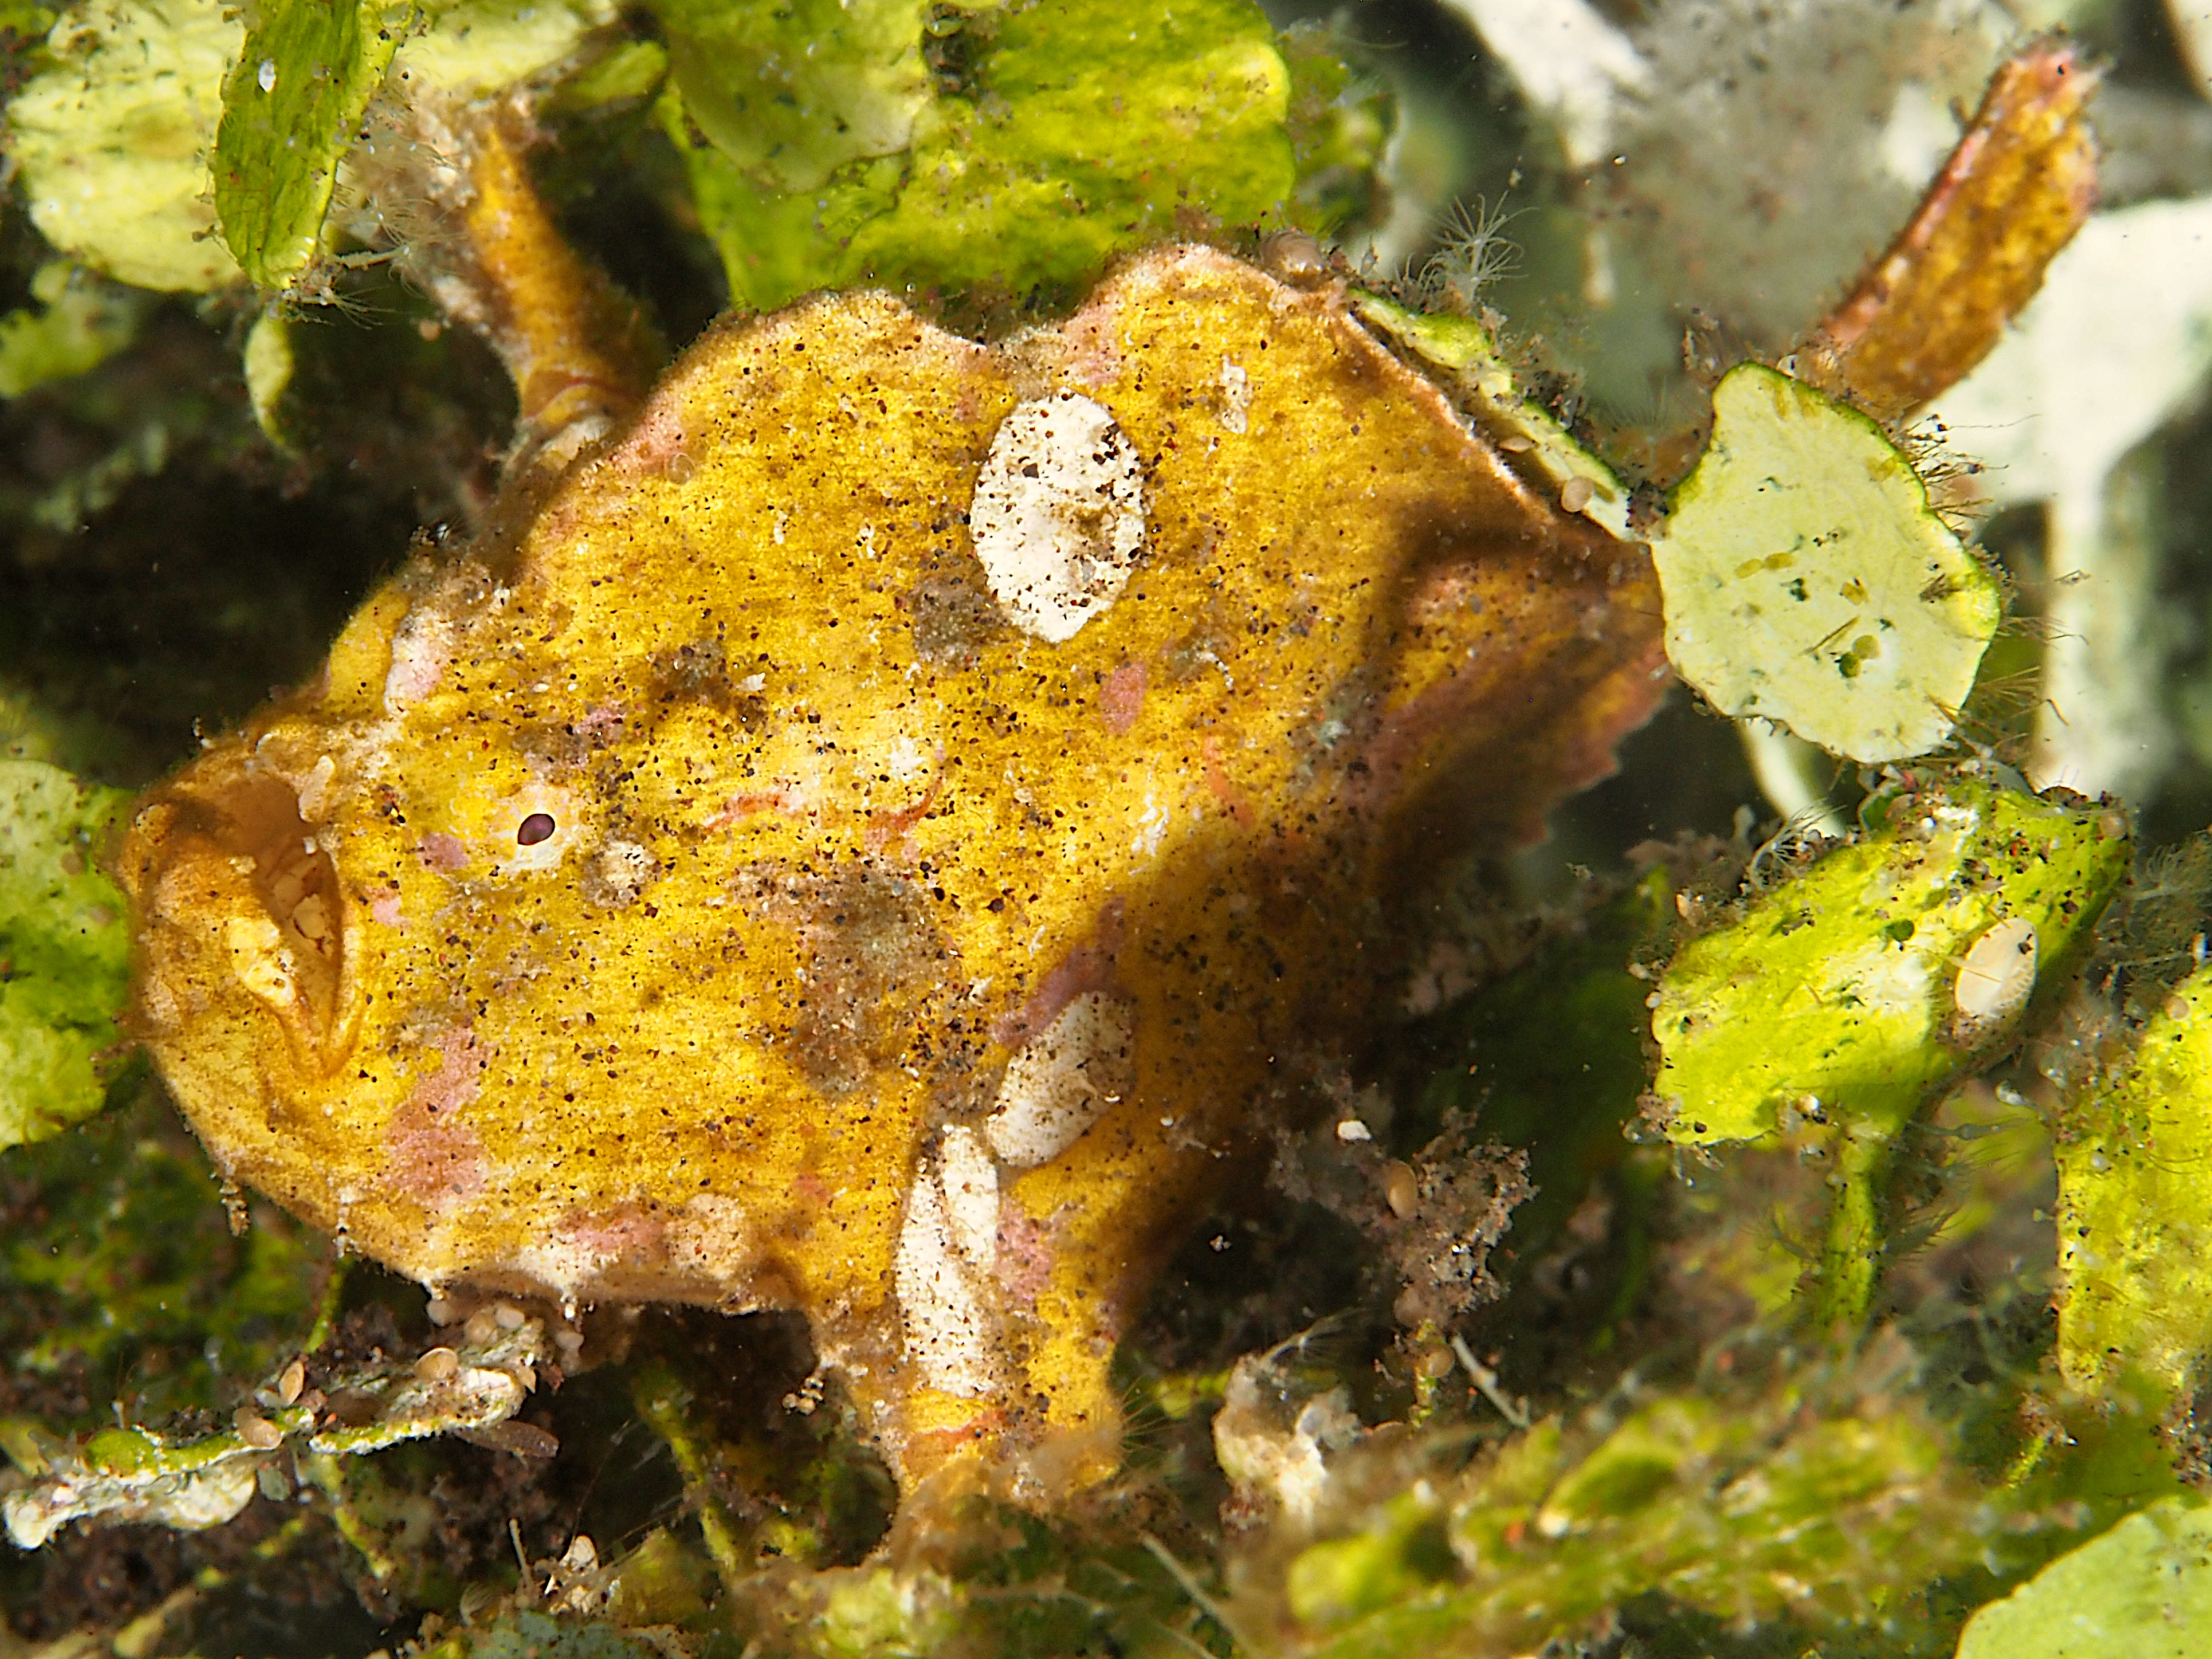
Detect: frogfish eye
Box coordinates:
(517, 812, 557, 847)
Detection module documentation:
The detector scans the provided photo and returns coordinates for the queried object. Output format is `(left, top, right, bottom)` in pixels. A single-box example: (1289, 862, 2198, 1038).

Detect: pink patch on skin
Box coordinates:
(992, 898, 1126, 1047)
(415, 833, 470, 872)
(1061, 306, 1122, 389)
(706, 788, 802, 831)
(385, 1027, 488, 1203)
(792, 1171, 832, 1206)
(608, 403, 692, 481)
(1200, 735, 1255, 828)
(994, 1200, 1055, 1312)
(382, 613, 450, 710)
(863, 775, 941, 856)
(369, 885, 405, 927)
(575, 704, 626, 743)
(1100, 662, 1147, 736)
(556, 1203, 669, 1269)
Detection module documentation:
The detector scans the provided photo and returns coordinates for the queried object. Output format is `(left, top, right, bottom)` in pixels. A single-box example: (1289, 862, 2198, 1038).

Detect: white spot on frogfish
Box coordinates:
(892, 1153, 996, 1397)
(1218, 357, 1251, 435)
(937, 1125, 999, 1273)
(1132, 794, 1170, 859)
(985, 991, 1136, 1167)
(297, 754, 338, 820)
(383, 608, 454, 712)
(968, 392, 1145, 644)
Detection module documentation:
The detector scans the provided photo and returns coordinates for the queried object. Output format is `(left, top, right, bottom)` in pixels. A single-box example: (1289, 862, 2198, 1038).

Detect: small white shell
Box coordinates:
(968, 392, 1145, 643)
(1954, 916, 2038, 1024)
(1257, 227, 1328, 284)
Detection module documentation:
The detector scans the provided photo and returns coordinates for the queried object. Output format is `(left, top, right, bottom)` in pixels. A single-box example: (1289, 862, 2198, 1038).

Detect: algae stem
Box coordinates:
(631, 1362, 749, 1601)
(300, 1450, 403, 1585)
(1141, 1533, 1258, 1659)
(302, 1259, 351, 1356)
(1814, 1122, 1893, 1330)
(1451, 1333, 1532, 1429)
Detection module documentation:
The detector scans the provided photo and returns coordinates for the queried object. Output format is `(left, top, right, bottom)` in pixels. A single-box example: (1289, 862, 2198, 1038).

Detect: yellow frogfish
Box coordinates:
(118, 246, 1663, 1493)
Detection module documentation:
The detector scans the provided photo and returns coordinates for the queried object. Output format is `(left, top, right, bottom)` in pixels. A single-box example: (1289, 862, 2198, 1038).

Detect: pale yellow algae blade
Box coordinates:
(5, 0, 244, 292)
(394, 0, 617, 100)
(1651, 363, 2001, 763)
(1955, 1495, 2212, 1659)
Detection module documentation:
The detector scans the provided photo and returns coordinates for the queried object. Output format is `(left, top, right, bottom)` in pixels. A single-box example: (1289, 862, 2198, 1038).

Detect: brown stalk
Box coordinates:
(1799, 39, 2101, 423)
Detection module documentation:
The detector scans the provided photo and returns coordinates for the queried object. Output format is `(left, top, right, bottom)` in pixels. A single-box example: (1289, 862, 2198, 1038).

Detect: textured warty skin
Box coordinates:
(119, 246, 1664, 1491)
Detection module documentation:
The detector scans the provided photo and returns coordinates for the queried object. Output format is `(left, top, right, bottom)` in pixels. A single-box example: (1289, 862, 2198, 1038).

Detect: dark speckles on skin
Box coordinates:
(582, 840, 661, 908)
(906, 566, 1004, 664)
(735, 857, 957, 1095)
(647, 636, 765, 723)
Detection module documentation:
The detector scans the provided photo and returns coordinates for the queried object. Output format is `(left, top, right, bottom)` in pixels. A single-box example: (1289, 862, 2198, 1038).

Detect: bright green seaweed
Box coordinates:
(211, 0, 407, 288)
(657, 0, 1304, 311)
(2057, 961, 2212, 1403)
(1653, 769, 2130, 1322)
(0, 758, 132, 1150)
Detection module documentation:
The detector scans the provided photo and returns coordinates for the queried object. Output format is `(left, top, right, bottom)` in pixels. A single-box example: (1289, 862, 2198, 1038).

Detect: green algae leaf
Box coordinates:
(0, 4, 57, 41)
(1353, 292, 1634, 537)
(425, 1612, 662, 1659)
(541, 34, 666, 115)
(3, 0, 242, 292)
(0, 1092, 324, 1435)
(1279, 20, 1392, 237)
(392, 0, 615, 101)
(659, 0, 1294, 311)
(0, 683, 136, 778)
(4, 1305, 550, 1546)
(1289, 1488, 1456, 1627)
(1652, 362, 2002, 763)
(1652, 770, 2128, 1148)
(2056, 962, 2212, 1400)
(816, 1569, 962, 1658)
(0, 260, 144, 396)
(1955, 1497, 2212, 1659)
(0, 759, 131, 1151)
(242, 309, 295, 445)
(1, 1425, 262, 1548)
(1402, 871, 1669, 1259)
(730, 1534, 1205, 1658)
(212, 0, 615, 280)
(652, 0, 931, 193)
(1277, 1343, 1987, 1656)
(212, 0, 407, 290)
